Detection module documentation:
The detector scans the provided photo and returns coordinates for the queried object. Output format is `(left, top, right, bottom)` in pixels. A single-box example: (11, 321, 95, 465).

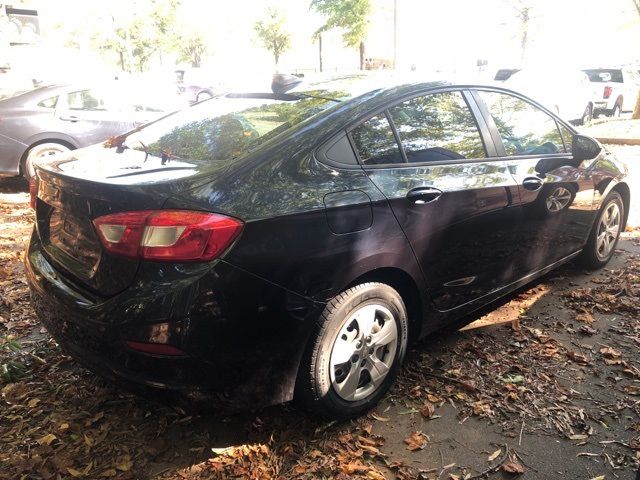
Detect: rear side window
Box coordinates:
(478, 91, 564, 156)
(37, 96, 58, 109)
(351, 113, 404, 165)
(67, 90, 114, 111)
(389, 91, 486, 162)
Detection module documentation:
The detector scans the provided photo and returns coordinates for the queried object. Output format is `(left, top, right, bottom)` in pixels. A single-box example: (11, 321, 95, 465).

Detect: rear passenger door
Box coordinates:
(472, 89, 597, 272)
(351, 89, 522, 312)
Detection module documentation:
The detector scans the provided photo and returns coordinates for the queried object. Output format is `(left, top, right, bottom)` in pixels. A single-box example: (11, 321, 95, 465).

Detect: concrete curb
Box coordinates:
(596, 137, 640, 146)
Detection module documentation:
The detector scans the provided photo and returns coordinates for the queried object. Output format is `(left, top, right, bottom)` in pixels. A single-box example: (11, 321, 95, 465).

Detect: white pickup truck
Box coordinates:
(583, 67, 640, 117)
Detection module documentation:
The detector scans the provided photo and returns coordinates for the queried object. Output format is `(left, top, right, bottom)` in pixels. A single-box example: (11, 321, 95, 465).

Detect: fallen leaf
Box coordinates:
(37, 433, 57, 446)
(116, 454, 133, 472)
(420, 401, 435, 419)
(599, 347, 622, 359)
(487, 448, 502, 462)
(404, 431, 429, 451)
(502, 461, 525, 474)
(370, 413, 390, 422)
(575, 311, 595, 323)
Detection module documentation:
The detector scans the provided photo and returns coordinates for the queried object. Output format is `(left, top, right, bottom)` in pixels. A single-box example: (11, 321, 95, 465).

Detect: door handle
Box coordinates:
(406, 187, 442, 204)
(522, 177, 543, 191)
(59, 115, 79, 122)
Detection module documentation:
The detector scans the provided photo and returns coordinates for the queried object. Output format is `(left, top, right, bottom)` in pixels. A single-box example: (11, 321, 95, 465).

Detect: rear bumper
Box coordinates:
(593, 100, 614, 113)
(25, 230, 323, 408)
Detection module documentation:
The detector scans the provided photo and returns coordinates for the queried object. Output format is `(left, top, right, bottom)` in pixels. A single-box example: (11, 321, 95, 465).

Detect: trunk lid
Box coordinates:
(33, 145, 222, 296)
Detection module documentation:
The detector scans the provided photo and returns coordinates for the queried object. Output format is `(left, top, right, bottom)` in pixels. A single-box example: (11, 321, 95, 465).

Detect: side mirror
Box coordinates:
(572, 134, 602, 161)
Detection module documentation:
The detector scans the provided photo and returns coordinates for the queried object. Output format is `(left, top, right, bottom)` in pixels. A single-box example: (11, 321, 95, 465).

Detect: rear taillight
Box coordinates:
(29, 177, 37, 209)
(92, 210, 243, 262)
(603, 86, 612, 99)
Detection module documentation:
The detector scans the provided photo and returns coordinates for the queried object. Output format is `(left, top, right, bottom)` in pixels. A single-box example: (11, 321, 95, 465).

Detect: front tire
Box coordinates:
(296, 282, 409, 419)
(581, 191, 624, 269)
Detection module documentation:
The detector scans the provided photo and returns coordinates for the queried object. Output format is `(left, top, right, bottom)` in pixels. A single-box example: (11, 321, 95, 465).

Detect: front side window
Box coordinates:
(389, 91, 486, 163)
(478, 91, 564, 156)
(351, 113, 404, 165)
(558, 124, 574, 153)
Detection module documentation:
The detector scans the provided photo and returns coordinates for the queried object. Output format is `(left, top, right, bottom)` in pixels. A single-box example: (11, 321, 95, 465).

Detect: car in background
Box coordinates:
(583, 67, 640, 117)
(25, 75, 630, 419)
(175, 67, 223, 104)
(493, 68, 520, 82)
(0, 82, 180, 180)
(504, 68, 595, 125)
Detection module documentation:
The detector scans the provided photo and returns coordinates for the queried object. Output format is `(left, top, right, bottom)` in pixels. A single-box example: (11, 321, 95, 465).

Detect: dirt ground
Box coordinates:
(1, 146, 639, 480)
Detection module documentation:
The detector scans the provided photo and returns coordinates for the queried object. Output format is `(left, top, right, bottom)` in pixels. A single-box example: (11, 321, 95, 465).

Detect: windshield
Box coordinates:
(119, 92, 340, 162)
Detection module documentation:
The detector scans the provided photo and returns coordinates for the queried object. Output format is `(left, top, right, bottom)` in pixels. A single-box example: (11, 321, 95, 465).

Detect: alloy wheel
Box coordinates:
(329, 303, 398, 401)
(596, 202, 621, 260)
(545, 187, 572, 212)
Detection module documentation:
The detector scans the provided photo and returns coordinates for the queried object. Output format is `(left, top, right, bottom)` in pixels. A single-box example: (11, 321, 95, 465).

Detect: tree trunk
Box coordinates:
(318, 33, 323, 72)
(118, 51, 125, 72)
(633, 87, 640, 120)
(359, 41, 365, 70)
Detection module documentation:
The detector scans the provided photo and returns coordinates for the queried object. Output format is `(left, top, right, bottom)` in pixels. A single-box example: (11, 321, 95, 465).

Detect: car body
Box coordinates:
(503, 68, 595, 124)
(0, 83, 179, 178)
(25, 76, 631, 417)
(583, 67, 640, 117)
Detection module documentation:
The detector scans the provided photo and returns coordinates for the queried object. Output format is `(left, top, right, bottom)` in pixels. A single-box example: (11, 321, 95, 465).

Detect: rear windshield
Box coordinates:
(119, 93, 338, 161)
(583, 69, 623, 83)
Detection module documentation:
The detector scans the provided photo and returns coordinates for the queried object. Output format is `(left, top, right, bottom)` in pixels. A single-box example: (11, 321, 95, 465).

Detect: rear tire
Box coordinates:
(580, 104, 592, 126)
(296, 282, 409, 419)
(610, 101, 622, 118)
(580, 191, 624, 269)
(22, 142, 71, 181)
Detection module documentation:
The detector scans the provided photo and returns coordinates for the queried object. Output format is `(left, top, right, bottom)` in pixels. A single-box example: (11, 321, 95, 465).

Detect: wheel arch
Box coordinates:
(611, 182, 630, 230)
(344, 267, 424, 343)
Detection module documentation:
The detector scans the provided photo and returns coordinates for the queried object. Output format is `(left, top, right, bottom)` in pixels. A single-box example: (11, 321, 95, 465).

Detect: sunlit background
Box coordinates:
(1, 0, 638, 86)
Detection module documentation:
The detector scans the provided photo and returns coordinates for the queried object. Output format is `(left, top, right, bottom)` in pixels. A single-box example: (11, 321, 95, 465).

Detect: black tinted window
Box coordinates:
(122, 94, 337, 161)
(389, 91, 486, 163)
(478, 91, 564, 156)
(583, 69, 623, 83)
(558, 124, 574, 153)
(351, 114, 403, 165)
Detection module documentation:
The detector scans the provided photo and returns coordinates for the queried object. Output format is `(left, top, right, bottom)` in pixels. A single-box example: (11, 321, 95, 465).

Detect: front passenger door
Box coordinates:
(473, 90, 597, 272)
(55, 88, 136, 146)
(353, 90, 522, 313)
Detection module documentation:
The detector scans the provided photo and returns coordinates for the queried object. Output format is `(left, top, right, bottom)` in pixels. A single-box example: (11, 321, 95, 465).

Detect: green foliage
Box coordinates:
(175, 33, 208, 68)
(254, 7, 291, 67)
(310, 0, 371, 48)
(92, 0, 181, 72)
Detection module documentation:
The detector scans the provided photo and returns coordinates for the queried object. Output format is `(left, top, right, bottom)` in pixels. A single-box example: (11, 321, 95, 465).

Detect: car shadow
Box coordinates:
(0, 176, 27, 193)
(117, 257, 593, 477)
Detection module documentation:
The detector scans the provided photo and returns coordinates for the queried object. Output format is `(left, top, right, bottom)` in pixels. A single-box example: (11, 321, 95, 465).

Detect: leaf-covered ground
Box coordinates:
(2, 170, 640, 479)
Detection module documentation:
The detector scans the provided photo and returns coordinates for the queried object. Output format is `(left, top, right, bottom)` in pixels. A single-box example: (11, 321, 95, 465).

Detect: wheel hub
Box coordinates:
(329, 304, 398, 401)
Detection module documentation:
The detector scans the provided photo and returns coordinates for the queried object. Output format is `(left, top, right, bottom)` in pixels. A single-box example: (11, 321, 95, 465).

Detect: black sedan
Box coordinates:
(25, 75, 630, 419)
